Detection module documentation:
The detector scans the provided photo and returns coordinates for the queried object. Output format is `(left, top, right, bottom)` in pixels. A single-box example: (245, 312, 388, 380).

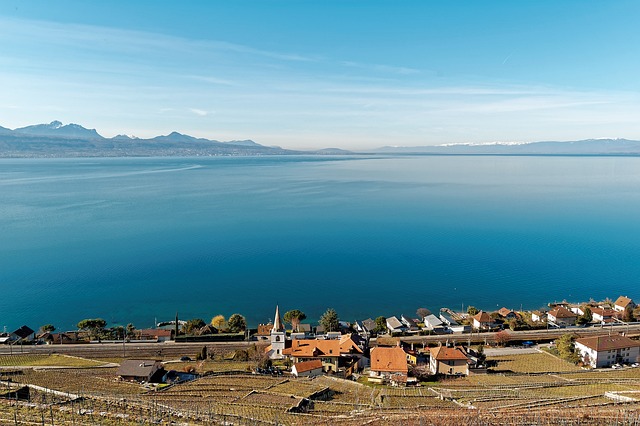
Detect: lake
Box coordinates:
(1, 155, 639, 331)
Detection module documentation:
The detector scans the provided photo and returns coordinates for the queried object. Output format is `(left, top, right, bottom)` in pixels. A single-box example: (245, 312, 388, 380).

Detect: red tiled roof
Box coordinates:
(286, 336, 362, 358)
(497, 308, 514, 317)
(576, 335, 640, 352)
(549, 306, 576, 319)
(370, 346, 408, 373)
(615, 296, 634, 309)
(431, 346, 469, 361)
(293, 359, 323, 373)
(473, 311, 492, 323)
(590, 308, 618, 318)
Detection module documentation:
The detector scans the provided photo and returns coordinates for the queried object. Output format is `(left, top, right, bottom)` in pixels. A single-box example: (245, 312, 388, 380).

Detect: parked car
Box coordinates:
(611, 363, 622, 369)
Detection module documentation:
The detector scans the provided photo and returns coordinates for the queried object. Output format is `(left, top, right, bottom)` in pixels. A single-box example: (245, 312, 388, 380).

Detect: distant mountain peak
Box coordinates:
(13, 120, 102, 139)
(373, 138, 640, 155)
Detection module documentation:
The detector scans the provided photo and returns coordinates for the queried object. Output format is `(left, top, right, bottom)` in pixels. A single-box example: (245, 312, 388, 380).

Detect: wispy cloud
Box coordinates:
(341, 60, 421, 75)
(189, 108, 210, 117)
(0, 16, 316, 64)
(187, 75, 238, 86)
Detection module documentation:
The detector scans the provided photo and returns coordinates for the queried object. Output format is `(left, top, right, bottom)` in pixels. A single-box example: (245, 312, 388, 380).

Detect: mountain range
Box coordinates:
(0, 121, 307, 157)
(373, 139, 640, 155)
(2, 121, 640, 157)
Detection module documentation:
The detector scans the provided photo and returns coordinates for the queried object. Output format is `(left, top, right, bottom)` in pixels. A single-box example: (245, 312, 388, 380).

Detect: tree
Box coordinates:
(416, 308, 431, 319)
(467, 306, 478, 316)
(319, 308, 339, 332)
(196, 346, 208, 361)
(494, 330, 511, 347)
(476, 345, 486, 364)
(211, 315, 227, 331)
(576, 307, 592, 325)
(228, 314, 247, 332)
(40, 324, 55, 333)
(126, 323, 136, 338)
(112, 325, 125, 340)
(623, 305, 634, 323)
(374, 316, 387, 333)
(249, 344, 272, 370)
(183, 318, 206, 335)
(556, 333, 581, 364)
(283, 310, 307, 332)
(77, 318, 107, 340)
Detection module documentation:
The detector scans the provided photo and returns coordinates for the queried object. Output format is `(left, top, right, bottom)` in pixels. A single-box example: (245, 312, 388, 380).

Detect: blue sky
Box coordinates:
(1, 1, 639, 150)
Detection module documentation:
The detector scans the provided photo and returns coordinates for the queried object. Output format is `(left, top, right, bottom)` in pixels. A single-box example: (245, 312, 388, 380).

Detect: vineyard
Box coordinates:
(0, 354, 109, 368)
(0, 351, 639, 424)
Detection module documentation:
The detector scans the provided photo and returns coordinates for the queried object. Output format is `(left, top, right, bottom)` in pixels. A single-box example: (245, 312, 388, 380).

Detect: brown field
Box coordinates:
(1, 349, 639, 425)
(0, 354, 109, 368)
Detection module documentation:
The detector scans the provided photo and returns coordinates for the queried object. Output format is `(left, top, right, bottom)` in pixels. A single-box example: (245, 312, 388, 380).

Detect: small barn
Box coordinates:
(117, 360, 165, 383)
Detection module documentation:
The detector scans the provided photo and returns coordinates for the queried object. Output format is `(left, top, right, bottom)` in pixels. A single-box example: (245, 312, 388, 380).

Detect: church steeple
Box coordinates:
(272, 305, 284, 332)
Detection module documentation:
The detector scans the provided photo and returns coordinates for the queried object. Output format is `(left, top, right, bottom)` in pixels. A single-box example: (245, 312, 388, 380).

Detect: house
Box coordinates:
(472, 311, 493, 330)
(531, 310, 546, 322)
(574, 335, 640, 368)
(423, 314, 446, 333)
(355, 318, 376, 336)
(256, 323, 273, 341)
(117, 360, 165, 383)
(400, 315, 421, 333)
(10, 326, 35, 343)
(369, 345, 409, 384)
(497, 308, 518, 320)
(283, 334, 363, 375)
(614, 296, 636, 313)
(135, 329, 173, 342)
(439, 312, 471, 333)
(429, 346, 470, 376)
(354, 319, 370, 335)
(37, 332, 82, 345)
(291, 359, 323, 378)
(297, 323, 312, 334)
(590, 307, 619, 324)
(547, 306, 577, 327)
(197, 325, 218, 336)
(570, 306, 585, 316)
(403, 345, 428, 365)
(386, 316, 407, 334)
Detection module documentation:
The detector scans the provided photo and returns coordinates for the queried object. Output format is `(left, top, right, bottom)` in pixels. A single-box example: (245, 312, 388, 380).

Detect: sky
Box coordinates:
(1, 1, 640, 150)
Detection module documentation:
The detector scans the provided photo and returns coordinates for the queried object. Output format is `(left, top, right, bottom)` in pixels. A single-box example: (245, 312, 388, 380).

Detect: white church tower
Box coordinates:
(269, 305, 286, 359)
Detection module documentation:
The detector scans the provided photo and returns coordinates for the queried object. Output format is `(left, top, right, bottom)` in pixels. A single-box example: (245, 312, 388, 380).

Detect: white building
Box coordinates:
(574, 335, 640, 368)
(267, 305, 286, 359)
(386, 316, 407, 334)
(614, 296, 636, 313)
(547, 306, 577, 327)
(423, 314, 445, 332)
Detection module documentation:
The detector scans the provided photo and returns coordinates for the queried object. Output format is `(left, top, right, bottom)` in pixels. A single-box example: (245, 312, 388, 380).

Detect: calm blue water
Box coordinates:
(1, 155, 640, 331)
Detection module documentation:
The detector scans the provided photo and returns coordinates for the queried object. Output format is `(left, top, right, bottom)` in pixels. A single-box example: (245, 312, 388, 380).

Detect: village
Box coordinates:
(1, 295, 640, 425)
